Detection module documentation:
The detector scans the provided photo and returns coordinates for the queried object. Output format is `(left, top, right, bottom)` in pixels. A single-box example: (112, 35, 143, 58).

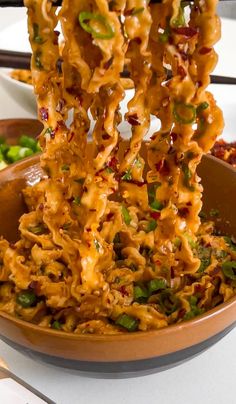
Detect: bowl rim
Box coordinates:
(0, 294, 235, 341)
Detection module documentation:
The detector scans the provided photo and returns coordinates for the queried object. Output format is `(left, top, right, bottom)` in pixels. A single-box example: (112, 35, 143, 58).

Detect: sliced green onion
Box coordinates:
(158, 290, 180, 315)
(106, 167, 114, 174)
(196, 102, 209, 114)
(19, 135, 38, 152)
(159, 27, 170, 43)
(74, 178, 85, 184)
(121, 170, 132, 181)
(222, 261, 236, 280)
(134, 157, 142, 168)
(16, 290, 37, 308)
(73, 196, 81, 205)
(115, 313, 139, 332)
(224, 237, 236, 251)
(51, 320, 62, 330)
(196, 245, 211, 273)
(61, 164, 70, 172)
(35, 51, 43, 70)
(173, 237, 181, 248)
(94, 239, 101, 252)
(146, 219, 157, 233)
(184, 295, 204, 321)
(78, 11, 115, 40)
(113, 232, 121, 244)
(62, 223, 71, 231)
(173, 102, 196, 125)
(33, 23, 44, 44)
(28, 224, 47, 235)
(172, 4, 185, 27)
(148, 183, 160, 202)
(134, 285, 149, 303)
(6, 146, 33, 163)
(148, 278, 167, 295)
(209, 208, 219, 218)
(131, 7, 144, 15)
(181, 163, 194, 191)
(150, 200, 163, 211)
(122, 205, 131, 225)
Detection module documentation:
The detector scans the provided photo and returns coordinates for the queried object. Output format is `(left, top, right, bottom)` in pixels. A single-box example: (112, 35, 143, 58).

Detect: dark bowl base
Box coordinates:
(1, 322, 235, 379)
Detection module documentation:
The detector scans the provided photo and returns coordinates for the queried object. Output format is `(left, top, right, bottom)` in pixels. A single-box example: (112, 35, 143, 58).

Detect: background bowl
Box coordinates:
(0, 118, 43, 144)
(0, 152, 235, 378)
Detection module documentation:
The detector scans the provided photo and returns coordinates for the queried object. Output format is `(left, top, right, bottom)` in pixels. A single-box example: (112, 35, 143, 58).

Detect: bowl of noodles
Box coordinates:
(0, 0, 235, 378)
(0, 150, 235, 377)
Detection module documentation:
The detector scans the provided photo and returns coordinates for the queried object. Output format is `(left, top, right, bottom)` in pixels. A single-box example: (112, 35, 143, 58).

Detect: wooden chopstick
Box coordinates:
(0, 0, 233, 7)
(1, 49, 236, 85)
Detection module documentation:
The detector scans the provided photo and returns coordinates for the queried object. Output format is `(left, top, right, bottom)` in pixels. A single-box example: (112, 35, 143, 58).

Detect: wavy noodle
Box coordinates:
(0, 0, 235, 333)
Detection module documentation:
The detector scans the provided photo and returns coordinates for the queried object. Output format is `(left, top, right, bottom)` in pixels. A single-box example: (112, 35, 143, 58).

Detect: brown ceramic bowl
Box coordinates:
(0, 153, 235, 378)
(0, 118, 43, 145)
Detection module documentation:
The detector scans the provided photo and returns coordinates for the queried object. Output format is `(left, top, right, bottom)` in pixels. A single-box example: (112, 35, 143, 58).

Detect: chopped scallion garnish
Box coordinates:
(78, 11, 115, 40)
(115, 313, 139, 332)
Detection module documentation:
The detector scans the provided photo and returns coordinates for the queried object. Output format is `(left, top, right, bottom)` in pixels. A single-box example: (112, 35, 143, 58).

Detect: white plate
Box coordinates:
(0, 16, 235, 141)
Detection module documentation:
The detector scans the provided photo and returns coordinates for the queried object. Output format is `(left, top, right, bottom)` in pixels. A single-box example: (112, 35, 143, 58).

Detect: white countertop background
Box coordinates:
(0, 7, 235, 404)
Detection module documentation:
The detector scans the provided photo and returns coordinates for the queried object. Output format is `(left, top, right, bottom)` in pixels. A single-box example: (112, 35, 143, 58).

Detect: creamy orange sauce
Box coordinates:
(0, 0, 235, 334)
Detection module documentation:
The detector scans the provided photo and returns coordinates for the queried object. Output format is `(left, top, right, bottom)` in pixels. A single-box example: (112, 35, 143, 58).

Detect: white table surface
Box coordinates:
(0, 8, 236, 404)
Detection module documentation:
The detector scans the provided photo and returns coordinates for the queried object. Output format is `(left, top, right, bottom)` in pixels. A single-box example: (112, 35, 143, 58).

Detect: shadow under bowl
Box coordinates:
(0, 153, 235, 378)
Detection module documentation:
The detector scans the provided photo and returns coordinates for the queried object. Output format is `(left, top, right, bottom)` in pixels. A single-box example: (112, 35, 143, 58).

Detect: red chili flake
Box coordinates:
(178, 207, 189, 218)
(155, 159, 164, 172)
(129, 180, 145, 187)
(83, 186, 88, 192)
(86, 228, 92, 232)
(186, 201, 192, 206)
(210, 266, 221, 276)
(98, 145, 105, 152)
(178, 308, 186, 319)
(38, 203, 44, 210)
(134, 37, 142, 45)
(151, 211, 160, 220)
(103, 57, 114, 70)
(56, 98, 65, 113)
(194, 284, 202, 293)
(68, 132, 75, 143)
(170, 132, 178, 142)
(120, 286, 129, 296)
(199, 47, 212, 55)
(127, 114, 140, 126)
(106, 212, 114, 221)
(89, 209, 96, 212)
(154, 259, 161, 265)
(159, 160, 170, 176)
(171, 267, 175, 278)
(39, 107, 49, 121)
(9, 243, 17, 250)
(173, 27, 198, 37)
(197, 80, 202, 88)
(108, 156, 118, 171)
(179, 51, 188, 61)
(50, 130, 55, 139)
(150, 134, 157, 141)
(177, 65, 187, 79)
(28, 281, 38, 290)
(102, 133, 110, 140)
